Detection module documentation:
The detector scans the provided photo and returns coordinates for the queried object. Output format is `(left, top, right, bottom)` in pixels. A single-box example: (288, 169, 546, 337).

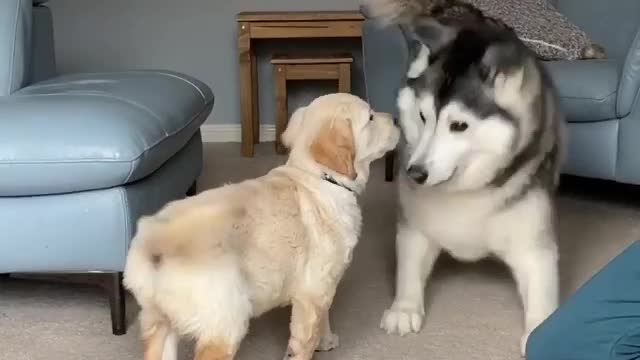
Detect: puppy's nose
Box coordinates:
(407, 165, 428, 184)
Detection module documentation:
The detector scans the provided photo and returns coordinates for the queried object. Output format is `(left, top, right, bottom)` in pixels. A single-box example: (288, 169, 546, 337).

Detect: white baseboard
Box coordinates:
(200, 124, 276, 143)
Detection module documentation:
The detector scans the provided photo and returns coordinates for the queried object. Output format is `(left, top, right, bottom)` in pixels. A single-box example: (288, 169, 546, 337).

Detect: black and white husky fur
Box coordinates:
(364, 0, 566, 355)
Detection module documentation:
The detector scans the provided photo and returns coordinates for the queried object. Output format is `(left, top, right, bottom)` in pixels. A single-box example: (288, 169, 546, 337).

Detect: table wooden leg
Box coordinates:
(385, 150, 395, 182)
(274, 65, 288, 155)
(251, 48, 260, 144)
(338, 63, 351, 93)
(238, 22, 254, 157)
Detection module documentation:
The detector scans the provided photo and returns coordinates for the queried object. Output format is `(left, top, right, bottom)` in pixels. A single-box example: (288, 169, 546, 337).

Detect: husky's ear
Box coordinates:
(281, 106, 306, 149)
(479, 41, 523, 85)
(407, 20, 457, 55)
(400, 21, 457, 79)
(400, 25, 430, 79)
(480, 41, 528, 106)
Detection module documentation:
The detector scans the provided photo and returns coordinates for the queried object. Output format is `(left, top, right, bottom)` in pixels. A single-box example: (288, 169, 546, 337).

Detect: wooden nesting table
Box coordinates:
(236, 10, 365, 157)
(272, 54, 354, 154)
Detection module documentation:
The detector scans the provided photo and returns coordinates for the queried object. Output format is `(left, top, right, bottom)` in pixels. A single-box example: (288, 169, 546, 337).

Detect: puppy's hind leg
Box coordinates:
(316, 311, 339, 352)
(191, 303, 250, 360)
(194, 339, 239, 360)
(381, 221, 440, 336)
(140, 309, 177, 360)
(191, 259, 253, 360)
(284, 297, 328, 360)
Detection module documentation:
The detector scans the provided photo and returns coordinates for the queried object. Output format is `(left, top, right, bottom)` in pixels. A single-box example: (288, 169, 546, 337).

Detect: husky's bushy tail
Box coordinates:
(363, 0, 510, 34)
(362, 0, 434, 24)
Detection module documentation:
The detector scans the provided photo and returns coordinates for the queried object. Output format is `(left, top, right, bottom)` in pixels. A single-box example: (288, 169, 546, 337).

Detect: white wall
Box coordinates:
(48, 0, 365, 125)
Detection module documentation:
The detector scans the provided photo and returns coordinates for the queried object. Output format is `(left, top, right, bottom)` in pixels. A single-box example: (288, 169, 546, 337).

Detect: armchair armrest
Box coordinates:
(617, 27, 640, 118)
(29, 2, 56, 84)
(0, 0, 32, 95)
(554, 0, 640, 118)
(361, 19, 406, 118)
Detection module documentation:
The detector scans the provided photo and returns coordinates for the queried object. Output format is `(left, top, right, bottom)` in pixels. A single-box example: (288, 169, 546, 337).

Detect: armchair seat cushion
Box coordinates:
(0, 70, 213, 196)
(543, 60, 619, 122)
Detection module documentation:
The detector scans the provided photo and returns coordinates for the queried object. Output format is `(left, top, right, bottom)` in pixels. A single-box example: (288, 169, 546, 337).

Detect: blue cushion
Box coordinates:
(544, 60, 619, 122)
(0, 131, 203, 273)
(0, 70, 213, 196)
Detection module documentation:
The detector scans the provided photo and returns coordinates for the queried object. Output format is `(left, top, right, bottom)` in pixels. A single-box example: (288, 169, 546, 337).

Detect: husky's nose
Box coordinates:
(407, 165, 428, 184)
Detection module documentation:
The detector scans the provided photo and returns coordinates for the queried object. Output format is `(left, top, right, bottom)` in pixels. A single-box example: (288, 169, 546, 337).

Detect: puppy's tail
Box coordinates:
(123, 204, 252, 349)
(151, 205, 244, 260)
(124, 204, 244, 290)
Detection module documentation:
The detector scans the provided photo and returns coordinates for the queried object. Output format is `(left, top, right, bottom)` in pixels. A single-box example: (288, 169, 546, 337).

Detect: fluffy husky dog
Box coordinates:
(363, 0, 566, 355)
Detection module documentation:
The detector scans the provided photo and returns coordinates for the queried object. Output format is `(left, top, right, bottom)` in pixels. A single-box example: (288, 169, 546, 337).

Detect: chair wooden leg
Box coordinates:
(187, 181, 197, 196)
(7, 272, 127, 335)
(102, 272, 126, 335)
(385, 150, 395, 182)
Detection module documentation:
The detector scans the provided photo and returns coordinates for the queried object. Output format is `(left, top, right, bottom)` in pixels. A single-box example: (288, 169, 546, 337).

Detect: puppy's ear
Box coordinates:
(310, 116, 356, 180)
(281, 106, 306, 149)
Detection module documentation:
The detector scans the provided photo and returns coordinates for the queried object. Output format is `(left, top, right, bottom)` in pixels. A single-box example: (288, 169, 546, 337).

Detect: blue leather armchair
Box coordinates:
(362, 0, 640, 185)
(0, 0, 214, 334)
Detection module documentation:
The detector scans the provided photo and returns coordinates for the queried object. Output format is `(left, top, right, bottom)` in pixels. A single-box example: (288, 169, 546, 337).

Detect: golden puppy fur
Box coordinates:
(123, 93, 400, 360)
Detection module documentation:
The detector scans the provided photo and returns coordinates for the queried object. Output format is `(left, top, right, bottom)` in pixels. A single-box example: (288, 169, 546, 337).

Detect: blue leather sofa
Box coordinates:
(362, 0, 640, 185)
(0, 0, 214, 334)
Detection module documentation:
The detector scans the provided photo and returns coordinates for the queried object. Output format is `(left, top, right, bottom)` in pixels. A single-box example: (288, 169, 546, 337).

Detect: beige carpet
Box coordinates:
(1, 143, 639, 360)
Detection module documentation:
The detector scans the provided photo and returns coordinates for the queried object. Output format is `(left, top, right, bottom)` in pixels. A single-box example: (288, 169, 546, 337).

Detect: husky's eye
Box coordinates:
(369, 114, 374, 121)
(419, 111, 426, 123)
(450, 121, 468, 132)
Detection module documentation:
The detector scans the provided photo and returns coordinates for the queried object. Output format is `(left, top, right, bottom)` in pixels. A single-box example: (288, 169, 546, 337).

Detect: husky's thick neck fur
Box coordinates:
(364, 0, 565, 198)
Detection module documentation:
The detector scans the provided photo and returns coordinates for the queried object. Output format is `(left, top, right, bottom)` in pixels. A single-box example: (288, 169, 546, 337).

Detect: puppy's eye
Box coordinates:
(369, 114, 374, 121)
(450, 121, 468, 132)
(419, 111, 426, 123)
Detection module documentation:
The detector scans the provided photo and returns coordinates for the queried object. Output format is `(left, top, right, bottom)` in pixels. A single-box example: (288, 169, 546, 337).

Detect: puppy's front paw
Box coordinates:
(283, 349, 297, 360)
(316, 333, 339, 352)
(380, 302, 424, 336)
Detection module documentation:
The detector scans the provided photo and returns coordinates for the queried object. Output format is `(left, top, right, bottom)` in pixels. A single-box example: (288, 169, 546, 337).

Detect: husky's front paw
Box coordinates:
(380, 302, 424, 335)
(520, 331, 531, 357)
(316, 333, 339, 352)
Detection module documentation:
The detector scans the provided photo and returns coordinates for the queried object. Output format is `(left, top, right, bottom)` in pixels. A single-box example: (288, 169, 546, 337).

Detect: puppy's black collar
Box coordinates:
(322, 173, 355, 193)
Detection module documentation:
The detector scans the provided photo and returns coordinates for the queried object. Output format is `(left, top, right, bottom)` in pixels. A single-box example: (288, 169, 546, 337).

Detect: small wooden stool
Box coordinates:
(271, 53, 353, 154)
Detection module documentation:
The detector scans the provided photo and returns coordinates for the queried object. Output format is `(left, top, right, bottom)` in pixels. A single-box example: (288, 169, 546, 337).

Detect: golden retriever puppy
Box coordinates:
(123, 93, 400, 360)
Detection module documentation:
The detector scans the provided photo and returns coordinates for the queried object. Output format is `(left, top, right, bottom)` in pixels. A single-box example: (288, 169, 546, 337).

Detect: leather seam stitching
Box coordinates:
(121, 104, 210, 183)
(151, 71, 207, 103)
(118, 186, 131, 269)
(0, 96, 211, 165)
(558, 90, 617, 101)
(7, 0, 20, 94)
